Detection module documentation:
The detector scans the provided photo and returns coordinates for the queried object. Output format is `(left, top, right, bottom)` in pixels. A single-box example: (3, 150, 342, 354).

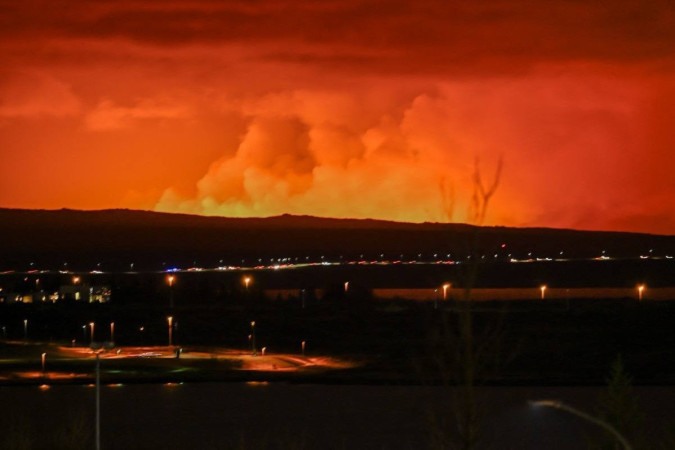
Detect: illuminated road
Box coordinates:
(0, 343, 357, 383)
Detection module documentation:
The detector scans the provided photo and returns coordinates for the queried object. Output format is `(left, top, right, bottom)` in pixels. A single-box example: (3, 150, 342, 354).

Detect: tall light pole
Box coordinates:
(90, 322, 95, 345)
(41, 352, 46, 374)
(110, 322, 115, 343)
(167, 275, 175, 310)
(23, 319, 28, 340)
(167, 316, 173, 347)
(250, 321, 256, 355)
(442, 283, 451, 301)
(540, 285, 547, 300)
(95, 352, 101, 450)
(637, 284, 645, 301)
(243, 276, 251, 292)
(530, 400, 632, 450)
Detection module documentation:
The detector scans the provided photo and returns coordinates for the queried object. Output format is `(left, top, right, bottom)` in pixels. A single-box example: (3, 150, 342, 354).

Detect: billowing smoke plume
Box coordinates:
(156, 89, 483, 223)
(156, 71, 654, 228)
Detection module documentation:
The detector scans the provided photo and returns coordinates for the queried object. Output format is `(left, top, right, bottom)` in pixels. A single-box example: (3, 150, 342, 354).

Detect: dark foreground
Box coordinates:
(1, 383, 674, 450)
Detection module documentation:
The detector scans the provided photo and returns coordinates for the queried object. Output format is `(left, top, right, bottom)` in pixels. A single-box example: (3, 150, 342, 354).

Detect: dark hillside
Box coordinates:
(0, 208, 673, 270)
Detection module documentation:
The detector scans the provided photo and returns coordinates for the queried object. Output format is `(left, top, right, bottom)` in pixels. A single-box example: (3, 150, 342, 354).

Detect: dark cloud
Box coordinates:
(2, 0, 674, 75)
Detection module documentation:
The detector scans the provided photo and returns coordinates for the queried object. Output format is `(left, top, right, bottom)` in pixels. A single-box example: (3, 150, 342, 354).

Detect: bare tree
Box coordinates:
(430, 157, 503, 450)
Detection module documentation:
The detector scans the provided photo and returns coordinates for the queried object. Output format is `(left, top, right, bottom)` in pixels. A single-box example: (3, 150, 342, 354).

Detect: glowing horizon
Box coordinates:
(2, 1, 674, 235)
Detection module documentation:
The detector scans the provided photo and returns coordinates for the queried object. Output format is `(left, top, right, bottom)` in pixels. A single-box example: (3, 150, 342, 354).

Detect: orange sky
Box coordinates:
(1, 0, 674, 234)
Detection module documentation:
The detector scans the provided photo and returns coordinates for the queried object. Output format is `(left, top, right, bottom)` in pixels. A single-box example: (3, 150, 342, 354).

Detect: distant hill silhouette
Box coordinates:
(0, 208, 673, 271)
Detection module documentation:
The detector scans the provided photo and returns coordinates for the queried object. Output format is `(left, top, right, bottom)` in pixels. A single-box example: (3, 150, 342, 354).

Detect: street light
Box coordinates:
(243, 276, 252, 291)
(637, 284, 645, 301)
(540, 285, 547, 300)
(23, 319, 28, 340)
(301, 340, 306, 357)
(530, 400, 633, 450)
(167, 316, 173, 347)
(167, 275, 175, 309)
(90, 322, 95, 345)
(250, 321, 256, 355)
(110, 322, 115, 343)
(41, 352, 46, 373)
(94, 350, 103, 450)
(73, 276, 80, 285)
(442, 283, 451, 300)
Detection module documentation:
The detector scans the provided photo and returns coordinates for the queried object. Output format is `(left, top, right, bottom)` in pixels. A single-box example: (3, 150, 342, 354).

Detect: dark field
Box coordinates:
(1, 258, 674, 385)
(1, 293, 674, 386)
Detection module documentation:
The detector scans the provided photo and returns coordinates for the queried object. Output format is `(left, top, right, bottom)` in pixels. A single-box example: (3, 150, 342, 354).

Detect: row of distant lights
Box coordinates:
(4, 248, 672, 275)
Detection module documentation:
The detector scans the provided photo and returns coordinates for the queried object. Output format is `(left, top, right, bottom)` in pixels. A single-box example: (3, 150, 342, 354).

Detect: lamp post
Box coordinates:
(250, 321, 256, 355)
(95, 352, 101, 450)
(637, 284, 645, 301)
(540, 285, 547, 300)
(167, 275, 175, 310)
(530, 400, 632, 450)
(23, 319, 28, 340)
(90, 322, 95, 345)
(167, 316, 173, 347)
(41, 352, 46, 373)
(243, 276, 251, 291)
(301, 340, 306, 357)
(82, 325, 87, 344)
(442, 283, 451, 300)
(110, 322, 115, 343)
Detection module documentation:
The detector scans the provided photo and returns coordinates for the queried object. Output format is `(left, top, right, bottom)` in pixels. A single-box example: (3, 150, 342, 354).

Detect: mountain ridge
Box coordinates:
(0, 208, 673, 270)
(0, 207, 668, 236)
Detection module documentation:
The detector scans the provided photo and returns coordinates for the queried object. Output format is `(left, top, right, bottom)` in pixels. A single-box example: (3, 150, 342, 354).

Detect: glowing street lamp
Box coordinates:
(41, 352, 46, 373)
(250, 321, 256, 355)
(301, 340, 306, 357)
(637, 284, 645, 301)
(540, 285, 547, 300)
(167, 316, 173, 347)
(344, 281, 349, 292)
(73, 276, 81, 285)
(110, 322, 115, 343)
(530, 400, 632, 450)
(167, 275, 175, 309)
(90, 322, 95, 344)
(442, 283, 451, 300)
(82, 325, 87, 343)
(243, 276, 252, 291)
(23, 319, 28, 340)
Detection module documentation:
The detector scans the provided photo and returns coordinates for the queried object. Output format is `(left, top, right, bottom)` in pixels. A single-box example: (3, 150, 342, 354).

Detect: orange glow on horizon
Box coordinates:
(1, 1, 674, 235)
